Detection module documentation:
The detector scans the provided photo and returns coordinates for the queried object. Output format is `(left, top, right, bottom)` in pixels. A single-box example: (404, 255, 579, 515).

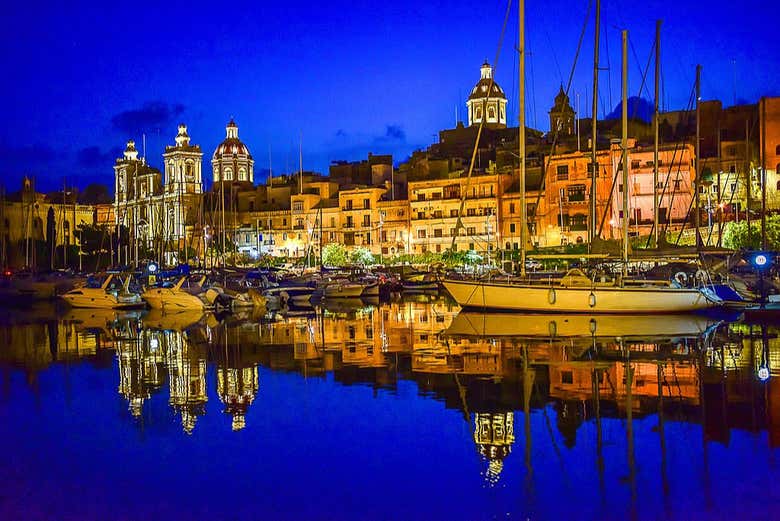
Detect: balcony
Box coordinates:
(343, 223, 355, 229)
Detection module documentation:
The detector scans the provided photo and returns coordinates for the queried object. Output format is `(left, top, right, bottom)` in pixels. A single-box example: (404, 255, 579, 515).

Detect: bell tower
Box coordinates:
(163, 124, 203, 195)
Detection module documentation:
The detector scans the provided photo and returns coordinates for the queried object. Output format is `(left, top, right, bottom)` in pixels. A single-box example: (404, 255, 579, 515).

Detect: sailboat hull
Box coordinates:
(443, 279, 718, 313)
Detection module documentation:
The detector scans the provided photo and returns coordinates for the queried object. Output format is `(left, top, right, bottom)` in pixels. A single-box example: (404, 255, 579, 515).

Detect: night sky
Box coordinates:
(2, 0, 777, 192)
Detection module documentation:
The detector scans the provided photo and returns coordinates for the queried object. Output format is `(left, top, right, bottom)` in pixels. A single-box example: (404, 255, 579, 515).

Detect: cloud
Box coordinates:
(382, 124, 406, 142)
(111, 101, 185, 134)
(77, 145, 124, 168)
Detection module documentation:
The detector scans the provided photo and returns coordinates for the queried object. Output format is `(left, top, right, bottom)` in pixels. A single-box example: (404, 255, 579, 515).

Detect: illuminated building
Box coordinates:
(467, 62, 507, 129)
(212, 119, 254, 184)
(114, 126, 204, 263)
(408, 172, 509, 254)
(0, 177, 95, 268)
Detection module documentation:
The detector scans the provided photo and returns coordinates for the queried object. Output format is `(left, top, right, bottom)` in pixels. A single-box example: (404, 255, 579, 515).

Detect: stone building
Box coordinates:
(114, 125, 203, 264)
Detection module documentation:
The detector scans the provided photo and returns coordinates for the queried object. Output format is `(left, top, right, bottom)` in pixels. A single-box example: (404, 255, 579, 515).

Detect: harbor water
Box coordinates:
(1, 298, 779, 520)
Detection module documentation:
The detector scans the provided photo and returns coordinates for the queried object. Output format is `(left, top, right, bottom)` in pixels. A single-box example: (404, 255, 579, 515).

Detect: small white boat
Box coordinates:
(142, 276, 214, 311)
(61, 274, 145, 309)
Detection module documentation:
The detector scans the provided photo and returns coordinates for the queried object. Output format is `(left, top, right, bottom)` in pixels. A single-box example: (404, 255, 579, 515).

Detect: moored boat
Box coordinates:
(142, 276, 214, 311)
(60, 274, 145, 309)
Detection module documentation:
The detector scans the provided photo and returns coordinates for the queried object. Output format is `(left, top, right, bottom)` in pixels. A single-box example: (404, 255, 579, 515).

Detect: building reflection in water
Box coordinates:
(1, 298, 779, 487)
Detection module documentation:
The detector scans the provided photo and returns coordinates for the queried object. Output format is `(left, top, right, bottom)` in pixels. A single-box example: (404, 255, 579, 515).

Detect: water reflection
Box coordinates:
(0, 300, 778, 518)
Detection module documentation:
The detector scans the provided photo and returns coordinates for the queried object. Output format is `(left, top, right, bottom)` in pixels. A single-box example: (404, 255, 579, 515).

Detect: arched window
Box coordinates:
(488, 106, 496, 120)
(775, 144, 780, 155)
(224, 167, 233, 181)
(475, 106, 482, 120)
(238, 167, 246, 181)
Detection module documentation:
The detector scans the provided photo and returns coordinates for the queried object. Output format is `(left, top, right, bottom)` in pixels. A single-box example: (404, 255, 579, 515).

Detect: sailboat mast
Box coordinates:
(589, 0, 600, 245)
(695, 65, 702, 248)
(621, 30, 629, 274)
(519, 0, 527, 277)
(653, 21, 661, 246)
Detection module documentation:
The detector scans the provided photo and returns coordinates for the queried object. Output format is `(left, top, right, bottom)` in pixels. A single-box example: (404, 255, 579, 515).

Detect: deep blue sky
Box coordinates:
(1, 0, 778, 192)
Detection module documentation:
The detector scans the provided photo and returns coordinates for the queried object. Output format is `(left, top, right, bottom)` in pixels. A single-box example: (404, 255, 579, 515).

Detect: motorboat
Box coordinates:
(142, 276, 215, 311)
(60, 273, 145, 309)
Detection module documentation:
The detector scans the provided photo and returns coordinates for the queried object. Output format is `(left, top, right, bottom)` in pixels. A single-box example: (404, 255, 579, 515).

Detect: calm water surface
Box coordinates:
(0, 298, 778, 520)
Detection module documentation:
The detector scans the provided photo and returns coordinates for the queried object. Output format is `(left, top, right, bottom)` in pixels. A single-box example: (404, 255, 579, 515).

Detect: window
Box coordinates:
(509, 203, 516, 214)
(567, 184, 586, 202)
(631, 160, 640, 169)
(450, 209, 459, 217)
(730, 182, 737, 192)
(467, 208, 476, 216)
(488, 106, 496, 119)
(417, 229, 426, 239)
(557, 214, 570, 227)
(450, 228, 458, 237)
(434, 229, 443, 238)
(433, 210, 442, 218)
(775, 145, 780, 155)
(727, 146, 737, 157)
(673, 179, 681, 190)
(363, 198, 370, 209)
(561, 371, 573, 384)
(556, 165, 569, 180)
(467, 226, 476, 235)
(363, 215, 371, 226)
(510, 223, 516, 233)
(417, 211, 425, 220)
(330, 217, 335, 227)
(431, 192, 442, 199)
(292, 201, 303, 212)
(418, 193, 426, 201)
(469, 243, 475, 250)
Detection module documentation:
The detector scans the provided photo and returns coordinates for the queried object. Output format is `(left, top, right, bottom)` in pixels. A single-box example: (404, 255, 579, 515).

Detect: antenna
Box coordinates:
(299, 133, 303, 193)
(142, 133, 146, 164)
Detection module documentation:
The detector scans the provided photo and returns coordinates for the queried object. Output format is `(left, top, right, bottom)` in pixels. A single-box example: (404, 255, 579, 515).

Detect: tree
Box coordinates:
(78, 183, 113, 205)
(723, 215, 780, 250)
(322, 243, 348, 267)
(350, 246, 375, 266)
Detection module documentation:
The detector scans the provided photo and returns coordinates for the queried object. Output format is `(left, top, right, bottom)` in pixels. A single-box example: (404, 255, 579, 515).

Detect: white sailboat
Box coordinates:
(444, 4, 722, 313)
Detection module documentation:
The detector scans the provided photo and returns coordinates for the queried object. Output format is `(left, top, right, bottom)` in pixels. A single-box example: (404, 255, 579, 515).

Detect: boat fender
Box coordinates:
(589, 292, 596, 308)
(279, 290, 290, 308)
(548, 320, 557, 337)
(589, 318, 597, 334)
(548, 288, 556, 304)
(695, 269, 708, 286)
(674, 272, 688, 287)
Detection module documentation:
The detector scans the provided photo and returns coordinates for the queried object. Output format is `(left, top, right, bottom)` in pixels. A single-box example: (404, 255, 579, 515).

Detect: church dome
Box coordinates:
(213, 119, 252, 159)
(467, 61, 506, 101)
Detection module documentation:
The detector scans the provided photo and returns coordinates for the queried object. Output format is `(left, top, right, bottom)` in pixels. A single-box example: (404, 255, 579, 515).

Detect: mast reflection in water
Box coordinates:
(0, 299, 778, 520)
